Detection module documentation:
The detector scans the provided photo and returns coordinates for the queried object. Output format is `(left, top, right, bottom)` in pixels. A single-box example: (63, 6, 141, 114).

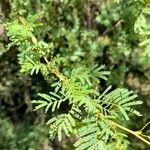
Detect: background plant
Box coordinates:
(0, 0, 150, 149)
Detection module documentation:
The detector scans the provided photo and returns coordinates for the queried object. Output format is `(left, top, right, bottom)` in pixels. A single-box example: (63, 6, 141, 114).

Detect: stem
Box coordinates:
(43, 57, 66, 81)
(110, 120, 150, 146)
(98, 113, 150, 146)
(140, 121, 150, 132)
(19, 16, 66, 81)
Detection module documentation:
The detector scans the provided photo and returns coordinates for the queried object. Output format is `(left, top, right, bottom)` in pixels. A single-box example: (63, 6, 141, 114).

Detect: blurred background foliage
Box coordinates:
(0, 0, 150, 149)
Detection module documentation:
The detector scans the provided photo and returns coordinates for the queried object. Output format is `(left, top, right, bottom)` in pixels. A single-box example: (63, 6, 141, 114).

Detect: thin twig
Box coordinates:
(19, 16, 66, 81)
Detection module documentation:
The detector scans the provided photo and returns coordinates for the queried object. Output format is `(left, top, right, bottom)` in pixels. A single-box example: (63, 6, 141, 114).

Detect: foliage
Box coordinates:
(1, 0, 150, 149)
(134, 1, 150, 56)
(0, 114, 49, 150)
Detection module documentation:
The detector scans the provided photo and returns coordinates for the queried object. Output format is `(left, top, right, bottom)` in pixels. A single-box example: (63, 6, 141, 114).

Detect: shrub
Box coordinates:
(1, 0, 150, 149)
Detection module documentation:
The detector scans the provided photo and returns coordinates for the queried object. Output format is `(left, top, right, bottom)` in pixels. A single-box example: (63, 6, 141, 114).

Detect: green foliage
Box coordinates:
(0, 116, 16, 149)
(1, 0, 150, 149)
(5, 12, 146, 148)
(99, 87, 143, 120)
(0, 115, 49, 150)
(134, 2, 150, 56)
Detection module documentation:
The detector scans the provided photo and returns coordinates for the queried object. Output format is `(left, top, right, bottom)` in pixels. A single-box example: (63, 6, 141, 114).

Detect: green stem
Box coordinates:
(19, 16, 66, 81)
(110, 120, 150, 146)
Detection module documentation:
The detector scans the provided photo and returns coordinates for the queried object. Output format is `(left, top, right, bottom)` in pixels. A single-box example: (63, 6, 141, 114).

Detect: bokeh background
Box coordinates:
(0, 0, 150, 149)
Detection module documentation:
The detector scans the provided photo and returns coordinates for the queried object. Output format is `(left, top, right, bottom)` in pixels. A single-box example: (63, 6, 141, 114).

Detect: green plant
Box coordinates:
(0, 114, 49, 150)
(134, 1, 150, 57)
(3, 0, 150, 149)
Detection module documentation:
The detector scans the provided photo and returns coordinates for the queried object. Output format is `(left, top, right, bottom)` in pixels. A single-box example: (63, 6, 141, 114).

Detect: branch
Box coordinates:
(97, 113, 150, 146)
(19, 16, 66, 81)
(110, 120, 150, 146)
